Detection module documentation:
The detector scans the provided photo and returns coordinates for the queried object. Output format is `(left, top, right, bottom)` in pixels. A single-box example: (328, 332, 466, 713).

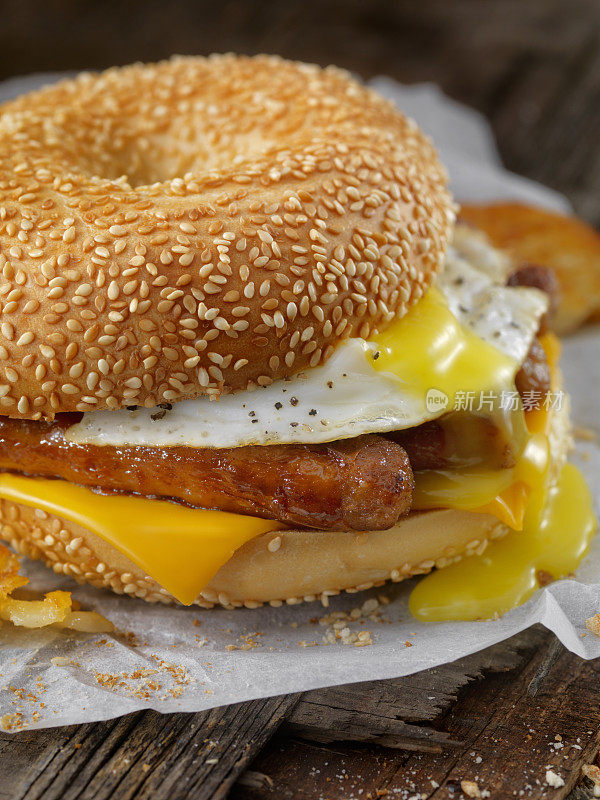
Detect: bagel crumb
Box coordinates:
(586, 614, 600, 636)
(545, 769, 564, 788)
(460, 780, 482, 798)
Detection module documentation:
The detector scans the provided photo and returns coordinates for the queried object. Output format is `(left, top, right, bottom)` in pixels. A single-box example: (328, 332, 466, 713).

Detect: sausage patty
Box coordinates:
(515, 337, 551, 406)
(0, 417, 414, 531)
(507, 263, 560, 334)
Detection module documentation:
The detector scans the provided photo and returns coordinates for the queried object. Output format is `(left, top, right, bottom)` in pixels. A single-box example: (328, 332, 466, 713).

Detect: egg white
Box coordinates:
(67, 229, 548, 449)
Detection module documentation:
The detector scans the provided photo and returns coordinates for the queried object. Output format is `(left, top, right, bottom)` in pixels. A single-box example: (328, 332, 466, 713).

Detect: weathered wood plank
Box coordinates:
(284, 710, 463, 753)
(276, 626, 549, 755)
(232, 630, 600, 799)
(0, 694, 300, 800)
(292, 625, 549, 730)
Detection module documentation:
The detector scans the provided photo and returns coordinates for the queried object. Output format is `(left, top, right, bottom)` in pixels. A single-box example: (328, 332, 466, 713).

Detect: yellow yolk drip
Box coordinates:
(408, 332, 597, 620)
(374, 305, 597, 621)
(372, 287, 548, 533)
(0, 473, 283, 605)
(408, 333, 559, 532)
(409, 463, 597, 621)
(372, 288, 518, 408)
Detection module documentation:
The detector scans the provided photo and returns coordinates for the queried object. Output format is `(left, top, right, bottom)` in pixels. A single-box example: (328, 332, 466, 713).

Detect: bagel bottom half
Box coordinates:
(0, 397, 570, 610)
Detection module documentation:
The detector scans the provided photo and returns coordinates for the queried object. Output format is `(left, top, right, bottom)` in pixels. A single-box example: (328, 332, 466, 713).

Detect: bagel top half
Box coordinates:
(0, 54, 454, 420)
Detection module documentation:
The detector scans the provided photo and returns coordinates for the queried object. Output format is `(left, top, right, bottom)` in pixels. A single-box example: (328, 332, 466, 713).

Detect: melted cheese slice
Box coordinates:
(0, 474, 282, 605)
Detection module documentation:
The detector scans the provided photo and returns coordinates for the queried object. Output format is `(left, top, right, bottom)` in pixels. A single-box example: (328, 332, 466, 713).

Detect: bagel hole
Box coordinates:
(100, 137, 266, 189)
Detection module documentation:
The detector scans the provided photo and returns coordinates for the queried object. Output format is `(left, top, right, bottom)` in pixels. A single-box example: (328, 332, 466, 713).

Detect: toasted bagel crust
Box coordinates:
(0, 55, 454, 420)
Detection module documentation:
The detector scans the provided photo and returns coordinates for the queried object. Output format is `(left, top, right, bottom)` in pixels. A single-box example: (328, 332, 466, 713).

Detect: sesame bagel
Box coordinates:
(0, 54, 453, 420)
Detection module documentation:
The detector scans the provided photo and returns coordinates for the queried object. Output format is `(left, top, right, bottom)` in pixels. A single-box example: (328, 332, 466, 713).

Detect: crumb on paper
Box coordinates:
(585, 614, 600, 636)
(122, 631, 141, 648)
(317, 596, 389, 647)
(92, 657, 193, 701)
(0, 678, 48, 730)
(536, 569, 555, 587)
(1, 712, 27, 731)
(224, 631, 263, 651)
(545, 769, 565, 788)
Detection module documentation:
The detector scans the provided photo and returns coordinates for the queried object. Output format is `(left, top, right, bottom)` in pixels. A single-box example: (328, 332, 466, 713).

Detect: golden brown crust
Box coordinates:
(460, 202, 600, 334)
(0, 500, 506, 608)
(0, 54, 454, 419)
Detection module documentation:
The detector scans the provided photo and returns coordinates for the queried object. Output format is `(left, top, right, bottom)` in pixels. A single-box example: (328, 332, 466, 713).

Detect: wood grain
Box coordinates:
(233, 629, 600, 799)
(0, 695, 300, 800)
(282, 626, 549, 753)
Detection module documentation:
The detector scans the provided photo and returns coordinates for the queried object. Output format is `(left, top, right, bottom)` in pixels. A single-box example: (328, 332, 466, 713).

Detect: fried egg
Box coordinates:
(67, 229, 548, 449)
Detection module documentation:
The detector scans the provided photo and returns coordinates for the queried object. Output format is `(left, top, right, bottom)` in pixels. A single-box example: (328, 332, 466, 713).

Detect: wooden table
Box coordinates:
(1, 1, 600, 797)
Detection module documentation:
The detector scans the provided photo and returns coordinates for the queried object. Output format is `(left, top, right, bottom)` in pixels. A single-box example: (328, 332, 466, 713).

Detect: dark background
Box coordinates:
(0, 0, 599, 223)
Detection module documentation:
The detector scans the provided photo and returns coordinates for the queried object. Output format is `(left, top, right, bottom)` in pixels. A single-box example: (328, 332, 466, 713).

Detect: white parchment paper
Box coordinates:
(0, 74, 598, 732)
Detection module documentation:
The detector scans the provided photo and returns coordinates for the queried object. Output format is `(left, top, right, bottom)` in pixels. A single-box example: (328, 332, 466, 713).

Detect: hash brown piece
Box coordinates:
(460, 203, 600, 334)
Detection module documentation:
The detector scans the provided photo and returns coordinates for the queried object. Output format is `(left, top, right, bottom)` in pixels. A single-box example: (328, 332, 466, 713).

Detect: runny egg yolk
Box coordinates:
(371, 287, 543, 531)
(371, 287, 518, 411)
(409, 462, 597, 621)
(372, 302, 596, 621)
